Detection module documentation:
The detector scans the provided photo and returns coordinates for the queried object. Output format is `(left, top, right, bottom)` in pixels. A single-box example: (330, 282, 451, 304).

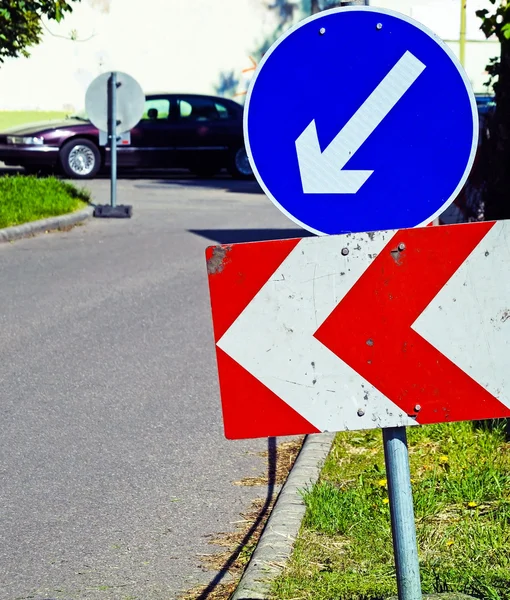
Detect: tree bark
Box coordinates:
(484, 38, 510, 220)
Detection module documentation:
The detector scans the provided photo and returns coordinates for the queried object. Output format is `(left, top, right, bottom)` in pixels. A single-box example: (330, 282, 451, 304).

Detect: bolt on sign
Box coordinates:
(206, 221, 510, 440)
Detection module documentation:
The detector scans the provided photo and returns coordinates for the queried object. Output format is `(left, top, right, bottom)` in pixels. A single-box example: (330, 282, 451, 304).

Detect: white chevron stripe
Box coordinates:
(413, 220, 510, 409)
(217, 231, 419, 432)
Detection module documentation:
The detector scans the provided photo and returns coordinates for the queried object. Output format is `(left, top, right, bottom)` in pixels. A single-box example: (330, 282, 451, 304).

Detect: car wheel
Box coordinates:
(60, 138, 101, 179)
(228, 146, 253, 180)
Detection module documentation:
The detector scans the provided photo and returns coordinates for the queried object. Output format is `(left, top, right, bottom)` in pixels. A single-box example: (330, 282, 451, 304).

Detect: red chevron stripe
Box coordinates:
(314, 221, 510, 424)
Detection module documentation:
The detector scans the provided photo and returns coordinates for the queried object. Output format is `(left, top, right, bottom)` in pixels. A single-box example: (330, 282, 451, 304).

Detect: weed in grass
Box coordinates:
(0, 175, 90, 229)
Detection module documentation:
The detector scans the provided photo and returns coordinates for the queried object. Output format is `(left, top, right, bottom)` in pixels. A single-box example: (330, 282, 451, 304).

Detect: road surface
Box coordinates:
(0, 173, 309, 600)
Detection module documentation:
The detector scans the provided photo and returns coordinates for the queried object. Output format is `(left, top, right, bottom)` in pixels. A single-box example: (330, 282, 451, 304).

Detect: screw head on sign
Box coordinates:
(414, 404, 421, 412)
(398, 243, 406, 251)
(319, 27, 326, 35)
(341, 247, 349, 256)
(357, 409, 365, 417)
(376, 23, 383, 30)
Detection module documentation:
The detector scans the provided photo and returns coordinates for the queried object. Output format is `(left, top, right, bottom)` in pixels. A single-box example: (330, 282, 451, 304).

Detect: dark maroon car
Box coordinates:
(0, 93, 253, 180)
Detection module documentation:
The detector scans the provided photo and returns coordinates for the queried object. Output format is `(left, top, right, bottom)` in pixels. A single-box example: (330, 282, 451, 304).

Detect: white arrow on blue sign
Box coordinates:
(244, 7, 479, 235)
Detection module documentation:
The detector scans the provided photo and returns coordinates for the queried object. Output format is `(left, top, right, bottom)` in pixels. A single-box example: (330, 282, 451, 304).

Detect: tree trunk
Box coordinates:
(311, 0, 321, 14)
(484, 38, 510, 220)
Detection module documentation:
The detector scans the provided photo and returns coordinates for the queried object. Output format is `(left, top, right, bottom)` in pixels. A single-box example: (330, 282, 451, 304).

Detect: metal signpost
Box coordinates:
(108, 72, 119, 210)
(85, 71, 145, 218)
(205, 7, 485, 600)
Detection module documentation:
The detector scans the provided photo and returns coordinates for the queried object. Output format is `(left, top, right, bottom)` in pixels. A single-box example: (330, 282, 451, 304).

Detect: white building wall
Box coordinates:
(0, 0, 279, 110)
(375, 0, 498, 92)
(0, 0, 499, 111)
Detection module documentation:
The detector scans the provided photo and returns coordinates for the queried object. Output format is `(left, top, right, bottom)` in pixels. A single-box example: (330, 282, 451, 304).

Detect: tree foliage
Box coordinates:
(0, 0, 80, 63)
(476, 0, 510, 220)
(477, 1, 510, 41)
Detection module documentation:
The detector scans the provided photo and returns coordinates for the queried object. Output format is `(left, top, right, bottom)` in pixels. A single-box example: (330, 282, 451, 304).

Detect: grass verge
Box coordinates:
(0, 111, 68, 131)
(272, 421, 510, 600)
(0, 175, 90, 229)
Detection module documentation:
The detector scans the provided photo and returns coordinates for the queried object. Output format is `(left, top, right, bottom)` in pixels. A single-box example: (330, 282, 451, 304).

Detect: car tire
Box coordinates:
(60, 138, 101, 179)
(228, 146, 253, 180)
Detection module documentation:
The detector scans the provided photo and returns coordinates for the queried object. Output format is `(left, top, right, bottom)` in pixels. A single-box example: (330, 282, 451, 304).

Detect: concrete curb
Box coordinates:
(0, 205, 94, 243)
(232, 432, 336, 600)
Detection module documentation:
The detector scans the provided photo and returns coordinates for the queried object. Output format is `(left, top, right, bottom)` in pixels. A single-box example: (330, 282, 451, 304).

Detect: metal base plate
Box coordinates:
(93, 205, 133, 219)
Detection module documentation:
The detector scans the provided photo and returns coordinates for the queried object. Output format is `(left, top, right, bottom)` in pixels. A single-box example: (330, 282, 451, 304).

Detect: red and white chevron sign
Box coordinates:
(206, 221, 510, 440)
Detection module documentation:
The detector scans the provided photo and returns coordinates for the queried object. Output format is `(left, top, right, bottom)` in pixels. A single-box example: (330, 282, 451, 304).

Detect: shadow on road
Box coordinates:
(196, 437, 277, 600)
(189, 228, 315, 244)
(132, 173, 263, 194)
(0, 164, 264, 194)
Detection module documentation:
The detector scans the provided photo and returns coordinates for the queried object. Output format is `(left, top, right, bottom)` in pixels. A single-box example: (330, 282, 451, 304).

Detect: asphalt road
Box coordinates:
(0, 173, 309, 600)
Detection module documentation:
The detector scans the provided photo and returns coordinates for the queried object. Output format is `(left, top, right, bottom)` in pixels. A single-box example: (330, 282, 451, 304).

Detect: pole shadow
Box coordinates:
(196, 437, 277, 600)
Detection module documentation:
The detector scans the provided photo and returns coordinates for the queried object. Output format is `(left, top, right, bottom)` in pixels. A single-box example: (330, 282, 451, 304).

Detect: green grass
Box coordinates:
(0, 111, 68, 131)
(272, 421, 510, 600)
(0, 175, 90, 228)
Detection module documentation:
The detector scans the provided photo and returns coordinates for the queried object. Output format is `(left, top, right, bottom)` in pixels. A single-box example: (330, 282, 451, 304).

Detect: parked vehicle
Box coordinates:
(0, 94, 253, 180)
(475, 93, 496, 116)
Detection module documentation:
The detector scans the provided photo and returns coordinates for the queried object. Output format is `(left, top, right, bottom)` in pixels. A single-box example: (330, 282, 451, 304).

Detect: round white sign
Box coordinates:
(85, 71, 145, 134)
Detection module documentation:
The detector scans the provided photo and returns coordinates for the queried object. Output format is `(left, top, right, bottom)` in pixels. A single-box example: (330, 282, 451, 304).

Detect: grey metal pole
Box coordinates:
(340, 1, 370, 5)
(382, 427, 422, 600)
(108, 72, 117, 208)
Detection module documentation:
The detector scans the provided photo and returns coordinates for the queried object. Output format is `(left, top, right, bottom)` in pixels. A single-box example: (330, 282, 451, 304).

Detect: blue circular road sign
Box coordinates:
(244, 7, 478, 235)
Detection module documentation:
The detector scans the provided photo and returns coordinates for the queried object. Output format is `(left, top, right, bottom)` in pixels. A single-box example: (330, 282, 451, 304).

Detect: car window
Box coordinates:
(214, 102, 230, 120)
(142, 98, 171, 121)
(179, 100, 193, 118)
(178, 97, 231, 122)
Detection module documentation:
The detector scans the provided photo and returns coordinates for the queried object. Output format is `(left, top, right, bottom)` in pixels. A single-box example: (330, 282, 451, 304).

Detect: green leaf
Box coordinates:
(0, 0, 79, 61)
(502, 22, 510, 39)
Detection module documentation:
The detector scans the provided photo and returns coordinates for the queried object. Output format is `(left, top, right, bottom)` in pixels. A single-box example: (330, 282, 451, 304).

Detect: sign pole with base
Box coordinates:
(383, 427, 422, 599)
(108, 72, 118, 210)
(94, 70, 131, 218)
(85, 70, 145, 218)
